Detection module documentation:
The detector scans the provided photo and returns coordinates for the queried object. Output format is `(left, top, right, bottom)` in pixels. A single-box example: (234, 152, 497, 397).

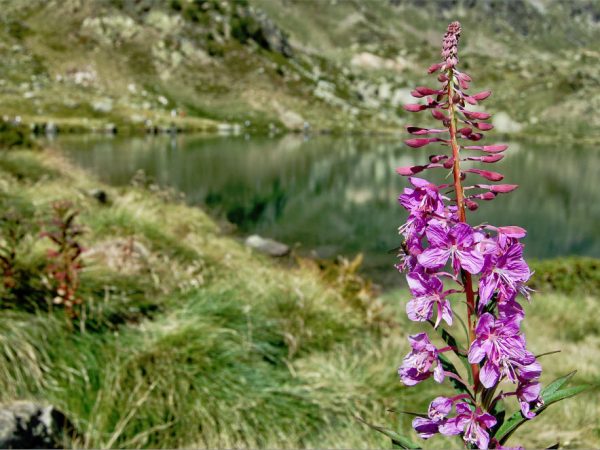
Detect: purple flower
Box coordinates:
(479, 241, 530, 306)
(517, 381, 543, 419)
(412, 396, 453, 439)
(498, 300, 525, 322)
(518, 359, 542, 382)
(406, 272, 453, 327)
(398, 333, 444, 386)
(417, 222, 484, 274)
(468, 313, 536, 388)
(439, 403, 496, 449)
(398, 177, 445, 217)
(398, 214, 426, 252)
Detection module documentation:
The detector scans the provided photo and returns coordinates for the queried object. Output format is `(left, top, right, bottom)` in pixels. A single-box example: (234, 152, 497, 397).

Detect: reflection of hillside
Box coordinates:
(57, 135, 600, 283)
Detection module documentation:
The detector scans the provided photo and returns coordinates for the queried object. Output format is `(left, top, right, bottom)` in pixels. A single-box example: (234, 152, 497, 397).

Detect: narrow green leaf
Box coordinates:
(495, 384, 588, 444)
(431, 325, 473, 385)
(540, 370, 576, 398)
(438, 353, 471, 396)
(488, 397, 506, 437)
(355, 416, 421, 449)
(535, 350, 561, 359)
(541, 385, 588, 405)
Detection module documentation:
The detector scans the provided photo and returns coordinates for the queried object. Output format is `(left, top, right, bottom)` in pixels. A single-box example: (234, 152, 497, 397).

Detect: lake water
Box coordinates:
(52, 133, 600, 286)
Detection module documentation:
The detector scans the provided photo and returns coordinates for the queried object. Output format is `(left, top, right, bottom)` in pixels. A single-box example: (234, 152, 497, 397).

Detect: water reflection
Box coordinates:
(53, 134, 600, 285)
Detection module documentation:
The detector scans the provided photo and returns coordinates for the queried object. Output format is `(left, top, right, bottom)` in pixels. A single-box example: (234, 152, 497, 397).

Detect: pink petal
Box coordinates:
(408, 177, 432, 188)
(464, 111, 491, 120)
(465, 199, 479, 210)
(429, 154, 449, 163)
(464, 95, 477, 105)
(496, 225, 526, 237)
(405, 138, 443, 148)
(472, 90, 492, 101)
(465, 133, 484, 141)
(489, 184, 518, 193)
(463, 154, 504, 163)
(406, 126, 446, 135)
(479, 360, 500, 388)
(468, 340, 486, 364)
(474, 122, 494, 131)
(431, 109, 446, 120)
(415, 86, 440, 96)
(463, 144, 508, 153)
(476, 313, 495, 335)
(417, 247, 451, 269)
(457, 248, 484, 274)
(410, 90, 425, 98)
(426, 223, 450, 247)
(458, 127, 472, 136)
(396, 165, 426, 176)
(470, 192, 496, 201)
(482, 154, 504, 163)
(464, 169, 504, 181)
(404, 104, 427, 112)
(433, 362, 445, 383)
(428, 63, 443, 74)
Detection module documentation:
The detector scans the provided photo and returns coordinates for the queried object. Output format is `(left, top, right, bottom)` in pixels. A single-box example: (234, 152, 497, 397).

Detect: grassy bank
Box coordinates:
(0, 148, 597, 448)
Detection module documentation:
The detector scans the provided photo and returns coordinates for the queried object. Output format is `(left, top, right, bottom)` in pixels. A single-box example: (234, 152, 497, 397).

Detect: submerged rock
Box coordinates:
(0, 401, 76, 449)
(245, 235, 290, 257)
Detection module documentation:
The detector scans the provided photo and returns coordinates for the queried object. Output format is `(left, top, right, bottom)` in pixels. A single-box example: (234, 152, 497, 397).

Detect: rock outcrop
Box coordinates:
(0, 401, 76, 449)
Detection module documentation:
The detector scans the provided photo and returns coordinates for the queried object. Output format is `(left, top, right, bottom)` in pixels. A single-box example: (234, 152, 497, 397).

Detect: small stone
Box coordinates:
(245, 235, 290, 257)
(88, 189, 108, 204)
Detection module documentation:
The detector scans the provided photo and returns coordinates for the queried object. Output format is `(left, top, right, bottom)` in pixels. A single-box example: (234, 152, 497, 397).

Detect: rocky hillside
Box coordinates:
(0, 0, 599, 135)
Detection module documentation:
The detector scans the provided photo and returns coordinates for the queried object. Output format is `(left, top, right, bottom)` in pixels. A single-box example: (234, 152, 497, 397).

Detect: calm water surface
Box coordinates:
(53, 134, 600, 285)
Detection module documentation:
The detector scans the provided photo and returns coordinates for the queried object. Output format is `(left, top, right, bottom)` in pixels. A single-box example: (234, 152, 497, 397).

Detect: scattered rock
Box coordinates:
(88, 188, 108, 204)
(0, 401, 76, 449)
(45, 121, 57, 135)
(63, 67, 97, 87)
(80, 15, 140, 47)
(91, 98, 113, 113)
(236, 8, 293, 57)
(351, 52, 408, 73)
(104, 123, 117, 134)
(278, 110, 305, 131)
(144, 10, 182, 34)
(493, 112, 523, 133)
(245, 235, 290, 257)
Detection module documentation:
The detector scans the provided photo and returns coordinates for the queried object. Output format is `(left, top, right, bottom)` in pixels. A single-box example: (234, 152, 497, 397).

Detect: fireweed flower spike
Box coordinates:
(368, 21, 587, 449)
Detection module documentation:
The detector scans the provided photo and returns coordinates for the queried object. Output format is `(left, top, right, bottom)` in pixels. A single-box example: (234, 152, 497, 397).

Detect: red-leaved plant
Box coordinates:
(42, 200, 84, 319)
(361, 22, 586, 450)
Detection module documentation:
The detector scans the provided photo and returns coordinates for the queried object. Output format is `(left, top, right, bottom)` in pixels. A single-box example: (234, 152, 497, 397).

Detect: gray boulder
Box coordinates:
(0, 401, 76, 449)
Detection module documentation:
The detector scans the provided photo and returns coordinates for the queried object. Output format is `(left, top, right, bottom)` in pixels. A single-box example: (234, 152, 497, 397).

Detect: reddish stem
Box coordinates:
(447, 70, 480, 392)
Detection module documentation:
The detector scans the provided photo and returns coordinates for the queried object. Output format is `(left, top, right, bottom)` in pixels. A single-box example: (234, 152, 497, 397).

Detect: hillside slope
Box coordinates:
(0, 147, 597, 448)
(0, 0, 599, 135)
